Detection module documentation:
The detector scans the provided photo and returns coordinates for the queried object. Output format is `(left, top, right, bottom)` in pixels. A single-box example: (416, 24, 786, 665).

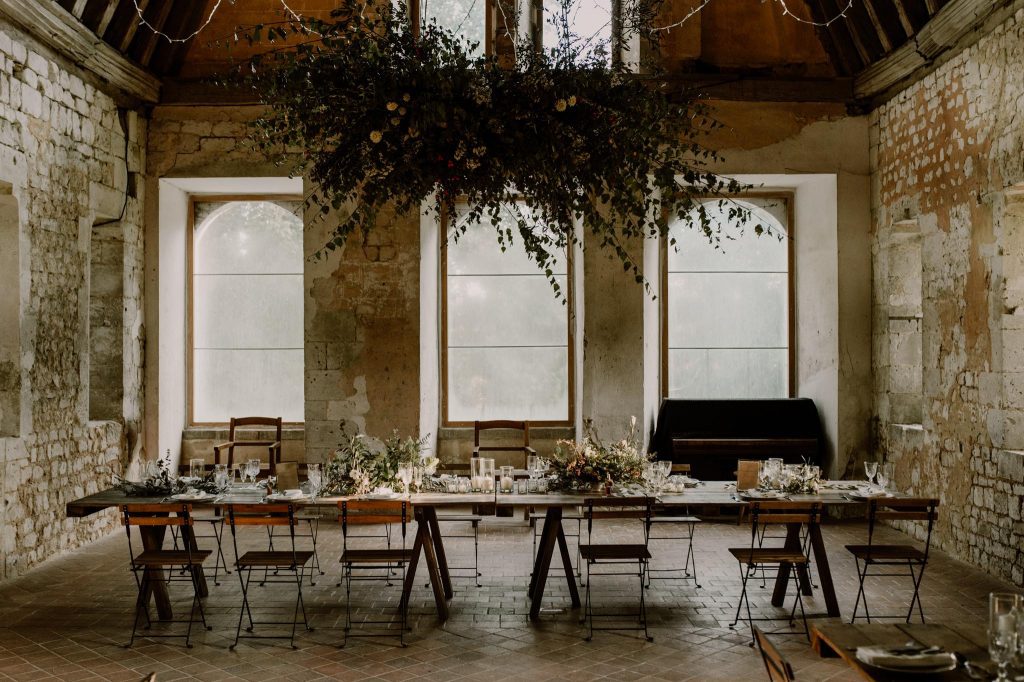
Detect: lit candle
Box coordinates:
(501, 476, 513, 492)
(483, 477, 495, 492)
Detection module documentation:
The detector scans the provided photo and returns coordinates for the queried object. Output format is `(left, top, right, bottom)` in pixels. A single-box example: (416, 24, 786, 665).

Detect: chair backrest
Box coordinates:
(339, 499, 409, 551)
(121, 504, 197, 564)
(747, 501, 821, 548)
(583, 496, 653, 542)
(671, 463, 691, 474)
(474, 420, 530, 448)
(226, 503, 300, 563)
(222, 416, 284, 472)
(866, 497, 939, 555)
(754, 626, 796, 681)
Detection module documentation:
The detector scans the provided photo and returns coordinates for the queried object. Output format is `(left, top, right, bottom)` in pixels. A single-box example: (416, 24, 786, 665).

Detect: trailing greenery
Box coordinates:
(237, 0, 760, 290)
(325, 431, 436, 494)
(115, 460, 224, 497)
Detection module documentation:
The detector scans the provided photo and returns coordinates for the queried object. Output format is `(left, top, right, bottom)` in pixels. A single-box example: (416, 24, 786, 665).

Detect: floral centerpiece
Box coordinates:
(115, 459, 224, 496)
(549, 417, 650, 492)
(325, 431, 437, 495)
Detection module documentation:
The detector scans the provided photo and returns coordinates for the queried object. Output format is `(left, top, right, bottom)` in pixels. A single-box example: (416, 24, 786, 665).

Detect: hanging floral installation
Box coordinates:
(218, 0, 847, 286)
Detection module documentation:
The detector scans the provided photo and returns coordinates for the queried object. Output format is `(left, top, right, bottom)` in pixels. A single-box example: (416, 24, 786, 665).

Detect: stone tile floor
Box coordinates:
(0, 513, 1013, 681)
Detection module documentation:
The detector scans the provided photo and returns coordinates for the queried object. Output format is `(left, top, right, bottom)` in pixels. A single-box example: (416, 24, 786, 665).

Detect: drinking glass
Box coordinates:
(864, 460, 878, 485)
(989, 592, 1018, 681)
(213, 464, 228, 491)
(527, 455, 539, 479)
(398, 464, 413, 494)
(246, 459, 260, 484)
(189, 458, 205, 480)
(232, 464, 243, 486)
(412, 465, 423, 492)
(877, 463, 893, 492)
(499, 465, 515, 493)
(658, 460, 672, 479)
(307, 463, 322, 500)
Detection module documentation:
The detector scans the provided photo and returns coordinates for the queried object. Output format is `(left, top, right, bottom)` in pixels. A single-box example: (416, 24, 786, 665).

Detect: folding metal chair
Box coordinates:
(121, 503, 212, 648)
(754, 626, 797, 681)
(226, 503, 314, 649)
(339, 499, 414, 647)
(728, 501, 819, 646)
(845, 497, 939, 623)
(579, 496, 654, 642)
(646, 464, 700, 588)
(531, 509, 583, 581)
(433, 513, 483, 586)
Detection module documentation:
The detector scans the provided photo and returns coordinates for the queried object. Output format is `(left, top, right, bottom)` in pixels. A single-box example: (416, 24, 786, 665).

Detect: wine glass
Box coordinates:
(412, 466, 423, 493)
(214, 464, 228, 491)
(989, 593, 1018, 681)
(527, 455, 539, 479)
(307, 463, 322, 500)
(864, 460, 878, 486)
(876, 463, 892, 492)
(189, 458, 205, 480)
(398, 465, 413, 494)
(243, 459, 256, 484)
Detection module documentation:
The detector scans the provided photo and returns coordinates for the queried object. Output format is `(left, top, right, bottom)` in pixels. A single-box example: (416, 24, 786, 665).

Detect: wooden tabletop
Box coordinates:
(812, 623, 992, 681)
(65, 481, 890, 518)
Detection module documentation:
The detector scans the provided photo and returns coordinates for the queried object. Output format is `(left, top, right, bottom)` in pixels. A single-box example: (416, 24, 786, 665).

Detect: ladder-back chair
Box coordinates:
(214, 416, 283, 475)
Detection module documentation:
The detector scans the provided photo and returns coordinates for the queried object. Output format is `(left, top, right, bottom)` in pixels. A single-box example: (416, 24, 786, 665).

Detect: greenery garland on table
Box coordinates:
(236, 0, 766, 292)
(115, 460, 224, 497)
(549, 416, 650, 491)
(325, 431, 437, 494)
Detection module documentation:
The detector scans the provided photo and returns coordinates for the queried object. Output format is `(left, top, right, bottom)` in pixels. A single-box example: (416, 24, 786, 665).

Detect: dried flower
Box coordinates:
(555, 99, 567, 112)
(402, 93, 411, 102)
(386, 101, 398, 111)
(568, 95, 577, 106)
(369, 130, 383, 143)
(390, 117, 400, 126)
(398, 107, 406, 115)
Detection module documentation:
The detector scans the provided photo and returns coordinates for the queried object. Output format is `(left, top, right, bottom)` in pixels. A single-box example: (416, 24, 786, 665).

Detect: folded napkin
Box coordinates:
(856, 646, 955, 670)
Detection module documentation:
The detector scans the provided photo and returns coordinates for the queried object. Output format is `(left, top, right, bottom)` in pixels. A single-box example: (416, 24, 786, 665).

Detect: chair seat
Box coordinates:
(133, 549, 212, 566)
(237, 550, 314, 567)
(649, 516, 701, 524)
(529, 512, 585, 521)
(845, 544, 926, 562)
(728, 547, 808, 564)
(341, 548, 414, 564)
(579, 544, 651, 561)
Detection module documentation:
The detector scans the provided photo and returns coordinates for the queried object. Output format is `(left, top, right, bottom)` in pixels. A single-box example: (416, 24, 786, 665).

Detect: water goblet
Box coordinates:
(412, 466, 424, 492)
(864, 460, 878, 486)
(876, 463, 892, 492)
(246, 459, 260, 484)
(189, 458, 205, 480)
(989, 592, 1018, 681)
(398, 465, 413, 494)
(213, 464, 228, 491)
(307, 463, 322, 500)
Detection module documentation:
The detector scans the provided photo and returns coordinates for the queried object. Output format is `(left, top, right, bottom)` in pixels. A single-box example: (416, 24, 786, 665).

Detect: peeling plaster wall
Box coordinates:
(0, 21, 145, 578)
(871, 9, 1024, 586)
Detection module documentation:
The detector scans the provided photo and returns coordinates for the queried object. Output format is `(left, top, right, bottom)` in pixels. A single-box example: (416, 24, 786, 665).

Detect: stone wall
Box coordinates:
(871, 9, 1024, 586)
(0, 20, 145, 579)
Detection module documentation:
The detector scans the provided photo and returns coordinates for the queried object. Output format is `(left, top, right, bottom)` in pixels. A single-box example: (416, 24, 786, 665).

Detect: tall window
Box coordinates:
(443, 202, 571, 424)
(421, 0, 488, 57)
(664, 196, 791, 399)
(190, 199, 304, 423)
(542, 0, 614, 62)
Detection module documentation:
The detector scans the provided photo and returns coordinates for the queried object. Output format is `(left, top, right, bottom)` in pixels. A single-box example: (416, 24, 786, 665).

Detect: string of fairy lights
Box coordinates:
(129, 0, 854, 43)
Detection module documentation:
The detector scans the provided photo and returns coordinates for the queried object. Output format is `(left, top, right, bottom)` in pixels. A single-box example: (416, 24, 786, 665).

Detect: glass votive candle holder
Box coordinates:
(456, 476, 471, 494)
(499, 465, 514, 493)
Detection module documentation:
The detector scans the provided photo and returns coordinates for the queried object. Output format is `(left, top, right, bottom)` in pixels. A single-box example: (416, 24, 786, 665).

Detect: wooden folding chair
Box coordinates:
(339, 499, 414, 647)
(226, 504, 314, 649)
(845, 497, 939, 623)
(754, 626, 797, 681)
(579, 496, 654, 642)
(121, 504, 212, 648)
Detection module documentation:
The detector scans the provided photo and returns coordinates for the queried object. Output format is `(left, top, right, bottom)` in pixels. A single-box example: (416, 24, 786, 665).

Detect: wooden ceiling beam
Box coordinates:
(135, 0, 173, 66)
(117, 0, 147, 52)
(860, 0, 892, 53)
(150, 0, 209, 76)
(70, 0, 89, 19)
(813, 0, 863, 73)
(891, 0, 916, 36)
(95, 0, 121, 37)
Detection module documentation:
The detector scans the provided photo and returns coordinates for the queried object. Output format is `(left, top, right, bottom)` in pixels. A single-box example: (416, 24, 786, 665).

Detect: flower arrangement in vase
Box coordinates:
(325, 431, 437, 494)
(549, 416, 650, 492)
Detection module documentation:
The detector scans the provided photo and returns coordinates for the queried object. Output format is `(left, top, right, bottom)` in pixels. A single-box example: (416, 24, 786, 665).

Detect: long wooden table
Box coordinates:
(812, 623, 993, 681)
(66, 482, 887, 622)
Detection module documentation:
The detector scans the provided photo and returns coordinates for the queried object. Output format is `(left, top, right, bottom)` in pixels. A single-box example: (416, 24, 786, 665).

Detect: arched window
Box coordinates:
(190, 199, 304, 423)
(663, 196, 792, 399)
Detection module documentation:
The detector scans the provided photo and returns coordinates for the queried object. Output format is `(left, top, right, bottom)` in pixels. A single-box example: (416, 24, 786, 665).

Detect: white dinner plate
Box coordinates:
(171, 492, 214, 501)
(855, 649, 957, 673)
(363, 492, 400, 500)
(739, 490, 785, 500)
(266, 493, 306, 501)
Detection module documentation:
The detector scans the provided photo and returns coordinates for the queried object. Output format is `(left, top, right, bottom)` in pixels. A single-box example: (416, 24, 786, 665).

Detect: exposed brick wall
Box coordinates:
(871, 9, 1024, 586)
(0, 22, 146, 578)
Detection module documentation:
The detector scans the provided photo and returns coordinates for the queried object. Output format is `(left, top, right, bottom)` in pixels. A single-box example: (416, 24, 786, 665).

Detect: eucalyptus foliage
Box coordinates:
(240, 0, 756, 287)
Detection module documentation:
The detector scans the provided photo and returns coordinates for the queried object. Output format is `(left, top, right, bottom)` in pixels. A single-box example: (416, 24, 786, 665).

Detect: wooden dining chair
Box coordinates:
(579, 496, 654, 642)
(214, 416, 283, 475)
(121, 504, 212, 648)
(728, 501, 821, 646)
(339, 499, 414, 647)
(472, 420, 535, 468)
(845, 497, 939, 624)
(226, 503, 314, 649)
(754, 626, 797, 681)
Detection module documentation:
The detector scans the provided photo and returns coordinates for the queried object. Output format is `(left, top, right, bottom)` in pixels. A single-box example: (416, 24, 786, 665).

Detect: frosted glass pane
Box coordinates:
(194, 349, 304, 422)
(448, 347, 568, 421)
(668, 349, 787, 399)
(542, 0, 613, 61)
(194, 275, 303, 349)
(448, 275, 567, 347)
(447, 205, 566, 275)
(667, 272, 787, 348)
(422, 0, 486, 57)
(194, 201, 302, 275)
(668, 198, 788, 273)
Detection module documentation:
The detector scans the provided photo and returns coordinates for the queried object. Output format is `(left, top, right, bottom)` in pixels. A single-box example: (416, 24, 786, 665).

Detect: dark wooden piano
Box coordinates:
(649, 398, 824, 480)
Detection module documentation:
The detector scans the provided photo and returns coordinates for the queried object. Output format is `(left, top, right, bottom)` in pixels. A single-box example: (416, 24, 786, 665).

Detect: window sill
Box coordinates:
(183, 425, 305, 440)
(438, 426, 575, 441)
